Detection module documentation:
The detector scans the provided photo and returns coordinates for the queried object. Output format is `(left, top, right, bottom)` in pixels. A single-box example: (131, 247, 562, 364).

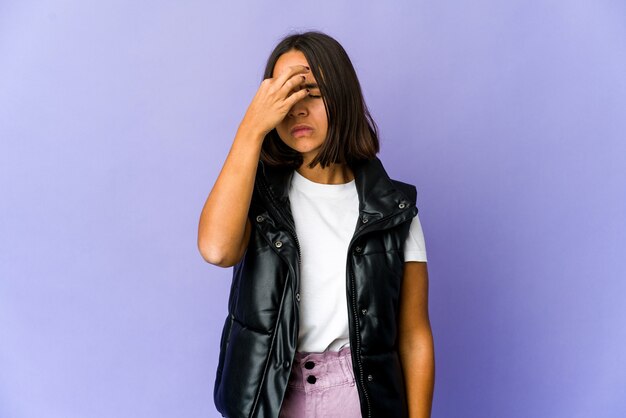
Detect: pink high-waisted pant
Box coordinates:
(279, 346, 362, 418)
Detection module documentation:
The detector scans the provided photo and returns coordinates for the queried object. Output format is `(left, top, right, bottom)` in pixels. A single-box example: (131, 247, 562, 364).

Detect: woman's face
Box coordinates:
(273, 49, 328, 165)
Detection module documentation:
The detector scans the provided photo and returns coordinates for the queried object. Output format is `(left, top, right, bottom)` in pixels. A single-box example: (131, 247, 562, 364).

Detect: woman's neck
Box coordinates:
(296, 163, 354, 185)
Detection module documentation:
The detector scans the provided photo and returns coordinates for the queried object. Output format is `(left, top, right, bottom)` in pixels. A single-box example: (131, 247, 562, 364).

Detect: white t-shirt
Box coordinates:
(288, 170, 427, 353)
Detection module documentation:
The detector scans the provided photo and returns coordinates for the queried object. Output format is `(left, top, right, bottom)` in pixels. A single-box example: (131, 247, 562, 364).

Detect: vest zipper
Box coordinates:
(349, 264, 372, 418)
(348, 209, 414, 418)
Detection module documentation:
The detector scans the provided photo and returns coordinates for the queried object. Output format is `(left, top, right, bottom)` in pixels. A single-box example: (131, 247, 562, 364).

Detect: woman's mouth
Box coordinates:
(290, 124, 314, 137)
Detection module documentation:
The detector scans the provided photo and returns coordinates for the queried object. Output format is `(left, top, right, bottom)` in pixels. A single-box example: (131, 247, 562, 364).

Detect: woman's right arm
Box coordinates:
(197, 65, 310, 267)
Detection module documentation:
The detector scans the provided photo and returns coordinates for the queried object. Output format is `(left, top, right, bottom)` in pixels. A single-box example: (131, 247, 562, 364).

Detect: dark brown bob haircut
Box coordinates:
(260, 31, 379, 169)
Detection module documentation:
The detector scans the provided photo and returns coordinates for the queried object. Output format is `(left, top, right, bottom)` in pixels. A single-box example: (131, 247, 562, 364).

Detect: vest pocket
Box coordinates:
(214, 315, 233, 402)
(214, 318, 272, 417)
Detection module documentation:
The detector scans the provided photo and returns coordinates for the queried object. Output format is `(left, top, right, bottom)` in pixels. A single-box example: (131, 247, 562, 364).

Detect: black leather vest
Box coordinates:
(214, 157, 418, 417)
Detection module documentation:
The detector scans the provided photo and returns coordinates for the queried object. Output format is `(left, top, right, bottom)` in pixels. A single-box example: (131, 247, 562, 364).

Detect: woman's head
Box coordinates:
(260, 31, 379, 169)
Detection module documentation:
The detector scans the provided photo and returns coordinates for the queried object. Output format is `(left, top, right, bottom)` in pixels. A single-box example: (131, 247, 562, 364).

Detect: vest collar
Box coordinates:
(257, 157, 413, 224)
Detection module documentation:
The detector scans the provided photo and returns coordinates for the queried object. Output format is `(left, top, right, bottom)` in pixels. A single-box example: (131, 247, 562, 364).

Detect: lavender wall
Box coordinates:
(1, 1, 625, 417)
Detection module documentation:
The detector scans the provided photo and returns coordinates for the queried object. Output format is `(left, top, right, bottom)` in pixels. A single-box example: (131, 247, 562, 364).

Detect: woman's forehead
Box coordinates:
(272, 50, 310, 76)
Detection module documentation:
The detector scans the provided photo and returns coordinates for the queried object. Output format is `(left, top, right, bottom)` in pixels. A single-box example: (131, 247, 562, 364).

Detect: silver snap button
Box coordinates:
(361, 308, 367, 315)
(296, 292, 301, 302)
(398, 202, 406, 209)
(274, 240, 283, 248)
(256, 215, 265, 222)
(367, 374, 373, 382)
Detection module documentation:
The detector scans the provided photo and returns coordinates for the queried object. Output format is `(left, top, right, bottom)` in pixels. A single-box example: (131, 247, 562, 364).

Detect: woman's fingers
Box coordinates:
(274, 64, 310, 90)
(283, 87, 310, 108)
(239, 65, 311, 136)
(279, 73, 308, 99)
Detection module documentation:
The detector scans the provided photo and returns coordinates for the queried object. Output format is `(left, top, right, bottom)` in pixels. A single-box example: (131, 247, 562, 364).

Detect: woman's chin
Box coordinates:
(282, 139, 322, 155)
(296, 146, 322, 158)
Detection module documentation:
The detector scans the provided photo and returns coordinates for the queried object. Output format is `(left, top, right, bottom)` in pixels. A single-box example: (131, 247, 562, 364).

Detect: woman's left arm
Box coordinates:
(398, 261, 435, 418)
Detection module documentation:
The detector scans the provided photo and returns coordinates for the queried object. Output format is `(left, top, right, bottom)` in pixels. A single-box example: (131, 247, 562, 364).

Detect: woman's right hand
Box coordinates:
(240, 65, 311, 138)
(198, 66, 310, 267)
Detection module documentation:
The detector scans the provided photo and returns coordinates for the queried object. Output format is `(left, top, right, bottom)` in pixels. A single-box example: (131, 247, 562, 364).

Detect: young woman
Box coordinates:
(198, 31, 434, 418)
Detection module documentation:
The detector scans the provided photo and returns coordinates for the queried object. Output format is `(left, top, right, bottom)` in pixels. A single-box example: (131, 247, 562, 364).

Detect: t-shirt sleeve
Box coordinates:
(404, 212, 427, 262)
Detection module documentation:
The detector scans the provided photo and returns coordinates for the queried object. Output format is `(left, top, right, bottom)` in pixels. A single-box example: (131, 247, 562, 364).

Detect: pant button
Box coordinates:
(304, 361, 315, 369)
(307, 375, 317, 384)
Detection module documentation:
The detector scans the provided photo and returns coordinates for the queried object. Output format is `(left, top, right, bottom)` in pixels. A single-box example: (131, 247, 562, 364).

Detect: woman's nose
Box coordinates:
(288, 100, 308, 117)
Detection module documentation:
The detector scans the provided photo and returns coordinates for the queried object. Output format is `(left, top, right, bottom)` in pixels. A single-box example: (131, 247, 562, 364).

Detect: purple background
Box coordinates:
(1, 1, 625, 417)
